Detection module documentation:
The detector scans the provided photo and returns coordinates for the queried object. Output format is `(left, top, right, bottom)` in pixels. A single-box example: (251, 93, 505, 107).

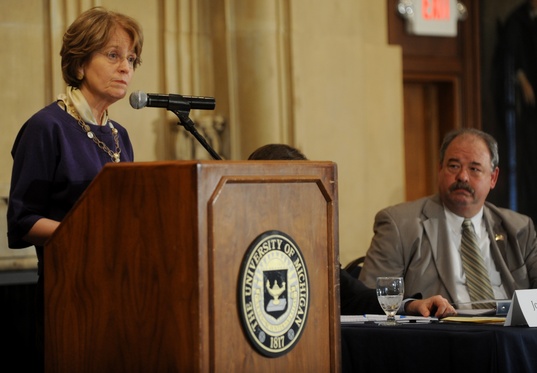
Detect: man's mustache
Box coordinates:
(449, 182, 474, 195)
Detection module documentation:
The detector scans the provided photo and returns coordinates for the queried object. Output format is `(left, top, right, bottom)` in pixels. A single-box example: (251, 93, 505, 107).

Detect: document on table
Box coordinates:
(440, 316, 506, 324)
(341, 314, 438, 324)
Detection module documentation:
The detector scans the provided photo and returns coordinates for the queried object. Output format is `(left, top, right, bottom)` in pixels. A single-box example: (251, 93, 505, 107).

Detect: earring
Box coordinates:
(77, 72, 84, 80)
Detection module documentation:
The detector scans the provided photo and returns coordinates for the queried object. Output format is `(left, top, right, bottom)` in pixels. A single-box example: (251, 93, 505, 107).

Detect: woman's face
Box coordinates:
(79, 27, 136, 110)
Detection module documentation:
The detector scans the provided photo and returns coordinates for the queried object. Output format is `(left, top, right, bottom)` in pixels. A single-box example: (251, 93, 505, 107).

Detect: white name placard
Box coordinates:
(504, 289, 537, 327)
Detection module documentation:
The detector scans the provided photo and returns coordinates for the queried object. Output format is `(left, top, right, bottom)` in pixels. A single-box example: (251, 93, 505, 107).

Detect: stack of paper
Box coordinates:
(341, 314, 438, 324)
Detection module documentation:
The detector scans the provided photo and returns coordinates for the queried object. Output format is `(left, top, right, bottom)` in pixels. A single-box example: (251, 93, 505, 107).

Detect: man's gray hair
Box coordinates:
(439, 128, 499, 171)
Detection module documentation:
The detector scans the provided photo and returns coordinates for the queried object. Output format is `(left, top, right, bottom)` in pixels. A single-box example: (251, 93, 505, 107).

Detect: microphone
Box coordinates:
(129, 90, 216, 111)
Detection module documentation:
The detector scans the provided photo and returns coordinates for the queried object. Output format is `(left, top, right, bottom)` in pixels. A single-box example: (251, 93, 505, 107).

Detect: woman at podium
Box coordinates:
(6, 7, 144, 370)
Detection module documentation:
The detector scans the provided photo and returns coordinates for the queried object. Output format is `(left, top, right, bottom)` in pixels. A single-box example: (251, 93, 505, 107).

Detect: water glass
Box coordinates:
(376, 277, 404, 326)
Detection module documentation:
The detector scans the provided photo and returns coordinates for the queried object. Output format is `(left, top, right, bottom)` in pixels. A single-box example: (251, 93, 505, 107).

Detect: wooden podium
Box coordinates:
(44, 161, 340, 372)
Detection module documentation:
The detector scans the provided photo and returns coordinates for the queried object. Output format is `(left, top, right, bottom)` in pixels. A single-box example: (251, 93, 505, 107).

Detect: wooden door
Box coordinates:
(387, 0, 481, 201)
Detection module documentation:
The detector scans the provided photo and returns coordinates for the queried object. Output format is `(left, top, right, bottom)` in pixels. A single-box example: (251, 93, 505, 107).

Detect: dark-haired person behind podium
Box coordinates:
(6, 7, 144, 370)
(248, 144, 456, 317)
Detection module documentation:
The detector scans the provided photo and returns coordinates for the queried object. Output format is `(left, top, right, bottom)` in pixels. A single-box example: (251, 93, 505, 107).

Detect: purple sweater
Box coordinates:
(7, 102, 134, 267)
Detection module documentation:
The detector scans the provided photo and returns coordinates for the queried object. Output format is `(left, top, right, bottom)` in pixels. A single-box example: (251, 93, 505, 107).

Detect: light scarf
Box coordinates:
(58, 86, 109, 125)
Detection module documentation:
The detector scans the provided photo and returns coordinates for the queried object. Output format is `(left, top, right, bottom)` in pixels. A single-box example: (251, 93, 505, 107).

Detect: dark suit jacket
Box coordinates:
(340, 269, 383, 315)
(358, 195, 537, 304)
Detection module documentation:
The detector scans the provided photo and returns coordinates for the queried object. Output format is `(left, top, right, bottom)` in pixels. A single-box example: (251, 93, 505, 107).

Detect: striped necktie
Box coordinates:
(460, 219, 495, 309)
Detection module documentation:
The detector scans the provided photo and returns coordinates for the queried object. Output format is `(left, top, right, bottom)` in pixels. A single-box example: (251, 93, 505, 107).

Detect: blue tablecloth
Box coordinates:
(341, 321, 537, 373)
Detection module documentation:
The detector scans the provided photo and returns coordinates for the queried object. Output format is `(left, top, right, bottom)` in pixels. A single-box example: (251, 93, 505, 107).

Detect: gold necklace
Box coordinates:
(64, 102, 121, 163)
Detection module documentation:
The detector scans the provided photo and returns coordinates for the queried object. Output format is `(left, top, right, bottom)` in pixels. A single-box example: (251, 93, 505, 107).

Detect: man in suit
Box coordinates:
(359, 128, 537, 308)
(249, 143, 456, 317)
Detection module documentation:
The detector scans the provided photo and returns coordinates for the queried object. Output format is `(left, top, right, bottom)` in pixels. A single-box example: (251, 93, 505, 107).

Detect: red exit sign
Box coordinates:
(406, 0, 458, 37)
(421, 0, 450, 21)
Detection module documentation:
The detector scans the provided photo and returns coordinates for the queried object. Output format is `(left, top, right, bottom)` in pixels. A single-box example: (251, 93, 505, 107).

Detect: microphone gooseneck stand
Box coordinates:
(172, 109, 222, 160)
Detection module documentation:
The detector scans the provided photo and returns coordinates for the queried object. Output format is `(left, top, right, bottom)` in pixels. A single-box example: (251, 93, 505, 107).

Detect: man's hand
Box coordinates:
(405, 295, 457, 318)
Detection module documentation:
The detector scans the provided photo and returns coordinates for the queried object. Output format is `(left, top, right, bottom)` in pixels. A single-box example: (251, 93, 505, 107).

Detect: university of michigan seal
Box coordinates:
(238, 230, 310, 357)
